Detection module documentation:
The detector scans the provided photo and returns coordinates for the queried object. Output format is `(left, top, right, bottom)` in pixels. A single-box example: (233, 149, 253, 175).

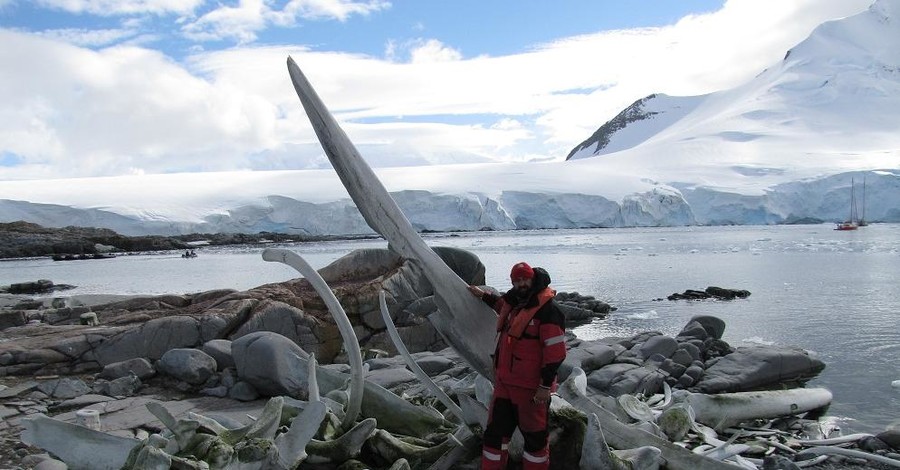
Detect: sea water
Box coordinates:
(2, 223, 899, 432)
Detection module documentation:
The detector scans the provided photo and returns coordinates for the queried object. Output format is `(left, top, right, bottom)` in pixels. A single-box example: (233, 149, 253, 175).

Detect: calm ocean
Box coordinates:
(2, 224, 899, 432)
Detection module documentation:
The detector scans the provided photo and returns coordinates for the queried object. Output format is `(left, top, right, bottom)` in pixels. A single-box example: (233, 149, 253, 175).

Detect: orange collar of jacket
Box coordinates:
(498, 288, 556, 339)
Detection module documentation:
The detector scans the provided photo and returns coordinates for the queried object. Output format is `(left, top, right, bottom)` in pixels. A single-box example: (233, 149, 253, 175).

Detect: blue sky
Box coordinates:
(0, 0, 873, 180)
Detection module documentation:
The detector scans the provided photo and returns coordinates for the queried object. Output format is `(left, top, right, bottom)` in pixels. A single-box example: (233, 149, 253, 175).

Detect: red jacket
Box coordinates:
(484, 286, 567, 390)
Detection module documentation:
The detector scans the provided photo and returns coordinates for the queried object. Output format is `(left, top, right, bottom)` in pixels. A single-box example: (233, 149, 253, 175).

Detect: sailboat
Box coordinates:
(835, 177, 860, 231)
(858, 175, 868, 226)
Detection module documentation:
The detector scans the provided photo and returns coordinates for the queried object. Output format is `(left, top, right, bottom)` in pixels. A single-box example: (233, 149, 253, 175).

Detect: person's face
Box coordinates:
(511, 276, 533, 294)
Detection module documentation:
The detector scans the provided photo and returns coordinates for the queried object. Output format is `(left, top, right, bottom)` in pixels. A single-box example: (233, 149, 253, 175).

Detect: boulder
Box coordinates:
(201, 339, 235, 370)
(99, 358, 155, 380)
(37, 378, 91, 399)
(690, 315, 726, 340)
(0, 311, 27, 331)
(232, 331, 309, 398)
(157, 348, 217, 385)
(692, 346, 825, 393)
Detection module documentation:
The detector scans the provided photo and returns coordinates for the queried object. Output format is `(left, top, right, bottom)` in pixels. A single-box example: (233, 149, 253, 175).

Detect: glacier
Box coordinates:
(0, 1, 899, 236)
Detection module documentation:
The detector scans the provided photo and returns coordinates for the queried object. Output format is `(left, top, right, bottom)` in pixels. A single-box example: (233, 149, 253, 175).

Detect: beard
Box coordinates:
(510, 285, 532, 304)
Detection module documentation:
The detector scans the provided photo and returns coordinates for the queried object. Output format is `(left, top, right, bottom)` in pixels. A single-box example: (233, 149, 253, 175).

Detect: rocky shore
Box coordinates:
(1, 247, 898, 469)
(0, 221, 373, 259)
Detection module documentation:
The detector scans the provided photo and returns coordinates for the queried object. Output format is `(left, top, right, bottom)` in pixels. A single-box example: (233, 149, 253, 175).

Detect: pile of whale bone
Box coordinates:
(17, 56, 900, 469)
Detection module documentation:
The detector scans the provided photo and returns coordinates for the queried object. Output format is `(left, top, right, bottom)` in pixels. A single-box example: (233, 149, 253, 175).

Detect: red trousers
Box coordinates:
(481, 382, 550, 470)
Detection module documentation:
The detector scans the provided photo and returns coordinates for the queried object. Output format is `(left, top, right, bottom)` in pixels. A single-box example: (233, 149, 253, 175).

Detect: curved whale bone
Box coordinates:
(306, 417, 377, 464)
(557, 368, 741, 470)
(678, 388, 833, 431)
(285, 57, 496, 380)
(796, 446, 900, 468)
(262, 247, 364, 431)
(648, 382, 673, 410)
(378, 290, 466, 423)
(367, 429, 463, 465)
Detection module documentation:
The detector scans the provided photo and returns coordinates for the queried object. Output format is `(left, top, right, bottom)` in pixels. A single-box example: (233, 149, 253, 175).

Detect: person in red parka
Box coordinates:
(468, 262, 567, 470)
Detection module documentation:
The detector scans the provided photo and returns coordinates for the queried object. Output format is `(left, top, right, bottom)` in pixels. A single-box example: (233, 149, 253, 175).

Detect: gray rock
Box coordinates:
(580, 344, 618, 372)
(0, 310, 27, 331)
(157, 348, 217, 385)
(693, 346, 825, 393)
(659, 359, 686, 379)
(57, 394, 115, 411)
(37, 378, 91, 399)
(676, 321, 709, 341)
(104, 375, 142, 397)
(201, 339, 234, 370)
(232, 331, 309, 397)
(876, 429, 900, 450)
(587, 363, 639, 391)
(690, 315, 726, 340)
(608, 366, 666, 396)
(639, 335, 678, 360)
(229, 381, 260, 402)
(670, 349, 694, 367)
(677, 374, 696, 388)
(94, 316, 202, 365)
(684, 364, 704, 381)
(859, 435, 891, 453)
(99, 358, 155, 380)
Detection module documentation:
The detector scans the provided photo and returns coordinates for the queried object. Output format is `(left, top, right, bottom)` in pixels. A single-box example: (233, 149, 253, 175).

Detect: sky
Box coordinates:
(0, 0, 874, 181)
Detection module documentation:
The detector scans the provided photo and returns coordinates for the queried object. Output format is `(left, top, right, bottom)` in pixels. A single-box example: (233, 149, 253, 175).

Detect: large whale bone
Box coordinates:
(263, 247, 364, 431)
(557, 368, 740, 470)
(21, 413, 140, 470)
(676, 388, 833, 430)
(285, 57, 496, 380)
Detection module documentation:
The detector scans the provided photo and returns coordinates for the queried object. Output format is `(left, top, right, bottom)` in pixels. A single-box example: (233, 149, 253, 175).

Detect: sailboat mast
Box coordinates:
(861, 175, 866, 224)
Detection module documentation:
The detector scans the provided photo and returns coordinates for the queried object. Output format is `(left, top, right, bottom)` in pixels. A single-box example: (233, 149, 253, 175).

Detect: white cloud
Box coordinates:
(0, 0, 876, 180)
(280, 0, 390, 22)
(35, 0, 203, 15)
(183, 0, 390, 43)
(36, 27, 138, 47)
(409, 39, 462, 63)
(182, 0, 268, 43)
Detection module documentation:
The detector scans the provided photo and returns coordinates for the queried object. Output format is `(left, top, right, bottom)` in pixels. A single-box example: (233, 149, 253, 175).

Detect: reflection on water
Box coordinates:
(2, 224, 899, 432)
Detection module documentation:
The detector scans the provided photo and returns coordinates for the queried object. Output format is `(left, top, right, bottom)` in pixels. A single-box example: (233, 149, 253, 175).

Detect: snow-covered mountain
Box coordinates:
(0, 0, 898, 236)
(567, 0, 900, 188)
